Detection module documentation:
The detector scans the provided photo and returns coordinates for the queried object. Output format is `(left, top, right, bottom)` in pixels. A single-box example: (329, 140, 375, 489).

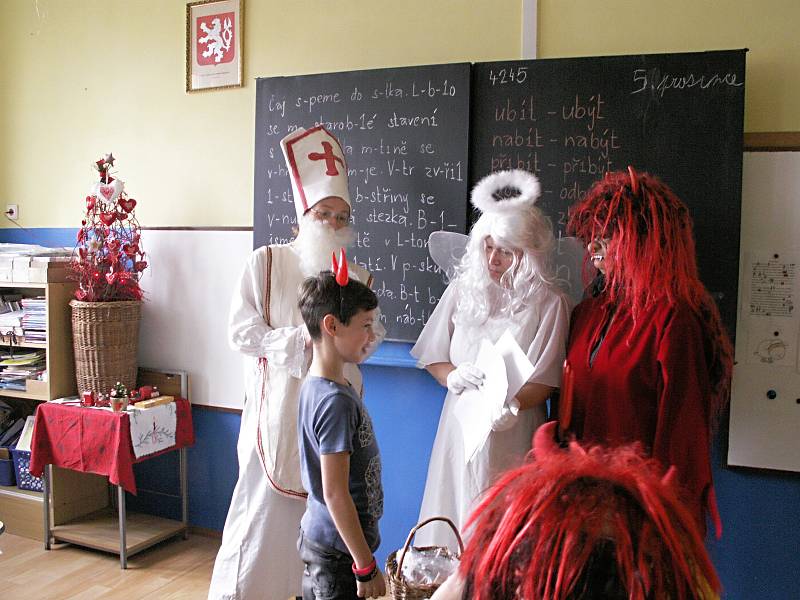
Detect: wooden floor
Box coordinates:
(0, 531, 219, 599)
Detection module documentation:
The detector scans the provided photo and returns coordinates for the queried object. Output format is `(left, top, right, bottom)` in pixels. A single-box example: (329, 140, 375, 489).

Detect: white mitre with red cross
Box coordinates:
(280, 125, 351, 222)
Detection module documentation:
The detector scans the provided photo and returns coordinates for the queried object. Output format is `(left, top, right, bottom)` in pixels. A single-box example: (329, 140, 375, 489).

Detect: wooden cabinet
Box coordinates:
(0, 281, 107, 539)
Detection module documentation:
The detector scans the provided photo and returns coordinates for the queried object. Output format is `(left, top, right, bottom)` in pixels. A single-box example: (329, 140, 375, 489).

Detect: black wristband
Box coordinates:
(354, 564, 379, 583)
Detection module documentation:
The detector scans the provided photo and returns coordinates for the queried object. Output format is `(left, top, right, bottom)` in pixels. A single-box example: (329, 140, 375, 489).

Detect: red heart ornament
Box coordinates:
(134, 261, 148, 272)
(100, 212, 116, 226)
(105, 272, 118, 285)
(107, 239, 121, 252)
(86, 196, 96, 212)
(115, 211, 128, 221)
(99, 185, 115, 201)
(118, 198, 136, 213)
(123, 243, 138, 257)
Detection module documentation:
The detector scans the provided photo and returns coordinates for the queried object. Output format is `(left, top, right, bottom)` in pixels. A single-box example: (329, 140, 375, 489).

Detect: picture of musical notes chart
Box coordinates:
(749, 257, 795, 317)
(745, 253, 799, 368)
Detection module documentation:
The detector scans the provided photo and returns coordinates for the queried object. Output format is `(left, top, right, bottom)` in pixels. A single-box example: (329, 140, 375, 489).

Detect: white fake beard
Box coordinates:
(294, 215, 355, 277)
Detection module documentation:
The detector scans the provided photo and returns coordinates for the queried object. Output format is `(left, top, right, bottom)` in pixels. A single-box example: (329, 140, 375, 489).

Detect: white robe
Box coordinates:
(410, 282, 569, 548)
(208, 243, 378, 600)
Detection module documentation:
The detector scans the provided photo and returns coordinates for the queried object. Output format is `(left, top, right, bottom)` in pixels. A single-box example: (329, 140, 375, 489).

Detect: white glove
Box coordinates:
(491, 397, 520, 432)
(446, 362, 485, 395)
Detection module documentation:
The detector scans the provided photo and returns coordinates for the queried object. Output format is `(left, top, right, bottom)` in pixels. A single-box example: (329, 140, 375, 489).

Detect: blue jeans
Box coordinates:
(297, 531, 359, 600)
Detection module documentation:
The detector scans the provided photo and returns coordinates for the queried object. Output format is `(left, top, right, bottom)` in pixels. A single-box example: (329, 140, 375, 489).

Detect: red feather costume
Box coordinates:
(563, 169, 733, 537)
(458, 422, 721, 600)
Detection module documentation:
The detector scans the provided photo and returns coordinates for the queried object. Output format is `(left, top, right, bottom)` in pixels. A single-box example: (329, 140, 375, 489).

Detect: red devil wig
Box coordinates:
(459, 422, 721, 600)
(567, 169, 732, 424)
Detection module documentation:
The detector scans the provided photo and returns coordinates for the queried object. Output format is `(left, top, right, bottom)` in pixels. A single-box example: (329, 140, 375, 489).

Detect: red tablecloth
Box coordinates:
(28, 398, 194, 494)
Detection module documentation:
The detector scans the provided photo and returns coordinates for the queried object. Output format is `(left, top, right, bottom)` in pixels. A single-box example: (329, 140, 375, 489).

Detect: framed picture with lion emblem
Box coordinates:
(186, 0, 243, 92)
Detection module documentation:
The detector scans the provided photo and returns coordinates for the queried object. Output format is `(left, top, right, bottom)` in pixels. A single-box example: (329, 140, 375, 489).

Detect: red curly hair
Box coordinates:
(459, 423, 722, 600)
(567, 169, 733, 424)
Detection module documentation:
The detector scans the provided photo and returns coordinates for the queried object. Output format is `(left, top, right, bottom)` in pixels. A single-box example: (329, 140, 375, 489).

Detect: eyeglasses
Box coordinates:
(309, 207, 350, 226)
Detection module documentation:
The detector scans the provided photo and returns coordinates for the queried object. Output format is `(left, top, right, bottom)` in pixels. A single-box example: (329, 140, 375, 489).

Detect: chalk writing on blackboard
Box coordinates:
(480, 83, 625, 232)
(470, 51, 746, 340)
(254, 63, 471, 341)
(631, 69, 744, 97)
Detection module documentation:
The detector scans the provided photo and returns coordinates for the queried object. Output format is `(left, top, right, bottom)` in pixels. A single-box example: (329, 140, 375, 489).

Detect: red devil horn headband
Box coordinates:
(533, 421, 559, 459)
(331, 248, 349, 286)
(627, 165, 639, 195)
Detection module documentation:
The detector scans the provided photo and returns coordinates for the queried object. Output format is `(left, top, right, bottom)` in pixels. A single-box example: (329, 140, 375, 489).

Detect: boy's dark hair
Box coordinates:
(298, 271, 378, 340)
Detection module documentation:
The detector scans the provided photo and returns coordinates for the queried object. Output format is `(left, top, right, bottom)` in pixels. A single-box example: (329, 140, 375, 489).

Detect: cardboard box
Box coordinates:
(27, 264, 70, 283)
(26, 379, 48, 396)
(11, 268, 30, 282)
(133, 395, 175, 409)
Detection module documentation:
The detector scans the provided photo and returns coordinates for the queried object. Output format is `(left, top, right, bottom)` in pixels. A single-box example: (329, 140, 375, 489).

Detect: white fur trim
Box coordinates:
(471, 169, 541, 214)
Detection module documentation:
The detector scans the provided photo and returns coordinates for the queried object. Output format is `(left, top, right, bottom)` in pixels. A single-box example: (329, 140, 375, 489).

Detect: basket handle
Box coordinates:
(396, 516, 465, 574)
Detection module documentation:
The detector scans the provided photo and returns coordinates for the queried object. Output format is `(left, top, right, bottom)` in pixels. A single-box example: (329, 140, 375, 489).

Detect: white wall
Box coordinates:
(137, 229, 250, 410)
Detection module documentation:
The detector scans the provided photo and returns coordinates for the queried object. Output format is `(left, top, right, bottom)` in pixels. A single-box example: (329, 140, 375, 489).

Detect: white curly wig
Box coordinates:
(454, 170, 556, 326)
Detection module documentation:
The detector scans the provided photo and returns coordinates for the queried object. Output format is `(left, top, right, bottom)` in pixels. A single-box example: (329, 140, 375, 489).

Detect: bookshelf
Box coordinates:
(0, 280, 107, 540)
(0, 281, 77, 401)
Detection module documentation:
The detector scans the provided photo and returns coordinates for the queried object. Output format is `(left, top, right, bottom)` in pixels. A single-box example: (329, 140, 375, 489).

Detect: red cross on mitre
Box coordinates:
(280, 125, 352, 221)
(308, 141, 345, 176)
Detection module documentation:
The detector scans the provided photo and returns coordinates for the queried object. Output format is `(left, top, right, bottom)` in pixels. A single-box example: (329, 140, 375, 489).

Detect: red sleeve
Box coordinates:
(653, 303, 720, 537)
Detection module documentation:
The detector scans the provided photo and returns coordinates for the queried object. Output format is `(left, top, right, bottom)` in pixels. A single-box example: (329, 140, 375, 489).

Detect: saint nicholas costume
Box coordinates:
(209, 126, 380, 600)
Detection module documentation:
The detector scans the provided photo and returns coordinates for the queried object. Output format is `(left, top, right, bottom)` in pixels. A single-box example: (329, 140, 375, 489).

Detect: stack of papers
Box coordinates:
(21, 297, 47, 342)
(0, 350, 46, 390)
(15, 416, 36, 452)
(454, 330, 536, 463)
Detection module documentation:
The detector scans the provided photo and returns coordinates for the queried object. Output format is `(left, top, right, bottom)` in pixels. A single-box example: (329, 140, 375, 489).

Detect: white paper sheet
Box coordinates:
(453, 339, 507, 464)
(743, 253, 799, 368)
(495, 330, 536, 404)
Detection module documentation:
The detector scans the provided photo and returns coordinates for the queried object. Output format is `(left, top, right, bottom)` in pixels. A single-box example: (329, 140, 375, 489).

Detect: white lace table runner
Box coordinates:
(129, 402, 177, 458)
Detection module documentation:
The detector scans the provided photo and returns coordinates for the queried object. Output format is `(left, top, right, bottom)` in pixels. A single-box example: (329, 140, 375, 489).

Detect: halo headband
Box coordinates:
(471, 169, 541, 215)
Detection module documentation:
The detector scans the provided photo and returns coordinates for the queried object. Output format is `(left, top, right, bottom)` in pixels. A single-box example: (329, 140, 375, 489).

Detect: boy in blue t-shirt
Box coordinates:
(296, 268, 385, 600)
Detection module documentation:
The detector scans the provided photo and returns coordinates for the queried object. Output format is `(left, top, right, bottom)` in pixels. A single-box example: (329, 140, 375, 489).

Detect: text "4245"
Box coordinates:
(488, 67, 528, 85)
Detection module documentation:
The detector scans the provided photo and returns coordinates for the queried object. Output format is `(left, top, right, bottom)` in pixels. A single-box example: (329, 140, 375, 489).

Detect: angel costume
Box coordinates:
(411, 281, 569, 546)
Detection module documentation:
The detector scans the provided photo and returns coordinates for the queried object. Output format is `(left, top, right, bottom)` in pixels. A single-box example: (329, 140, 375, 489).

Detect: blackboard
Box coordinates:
(470, 50, 746, 336)
(254, 63, 471, 341)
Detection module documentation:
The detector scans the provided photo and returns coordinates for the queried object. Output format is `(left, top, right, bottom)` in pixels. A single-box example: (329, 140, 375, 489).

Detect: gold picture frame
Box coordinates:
(186, 0, 243, 92)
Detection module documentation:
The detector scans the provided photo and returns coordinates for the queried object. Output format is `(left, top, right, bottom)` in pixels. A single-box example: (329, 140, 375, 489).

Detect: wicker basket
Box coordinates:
(70, 299, 142, 395)
(386, 517, 464, 600)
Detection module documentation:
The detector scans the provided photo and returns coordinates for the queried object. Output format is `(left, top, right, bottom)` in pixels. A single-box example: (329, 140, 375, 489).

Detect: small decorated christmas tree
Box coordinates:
(71, 154, 148, 301)
(110, 381, 128, 399)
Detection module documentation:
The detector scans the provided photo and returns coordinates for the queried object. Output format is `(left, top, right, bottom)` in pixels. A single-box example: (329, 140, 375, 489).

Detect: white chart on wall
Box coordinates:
(728, 152, 800, 472)
(136, 229, 251, 410)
